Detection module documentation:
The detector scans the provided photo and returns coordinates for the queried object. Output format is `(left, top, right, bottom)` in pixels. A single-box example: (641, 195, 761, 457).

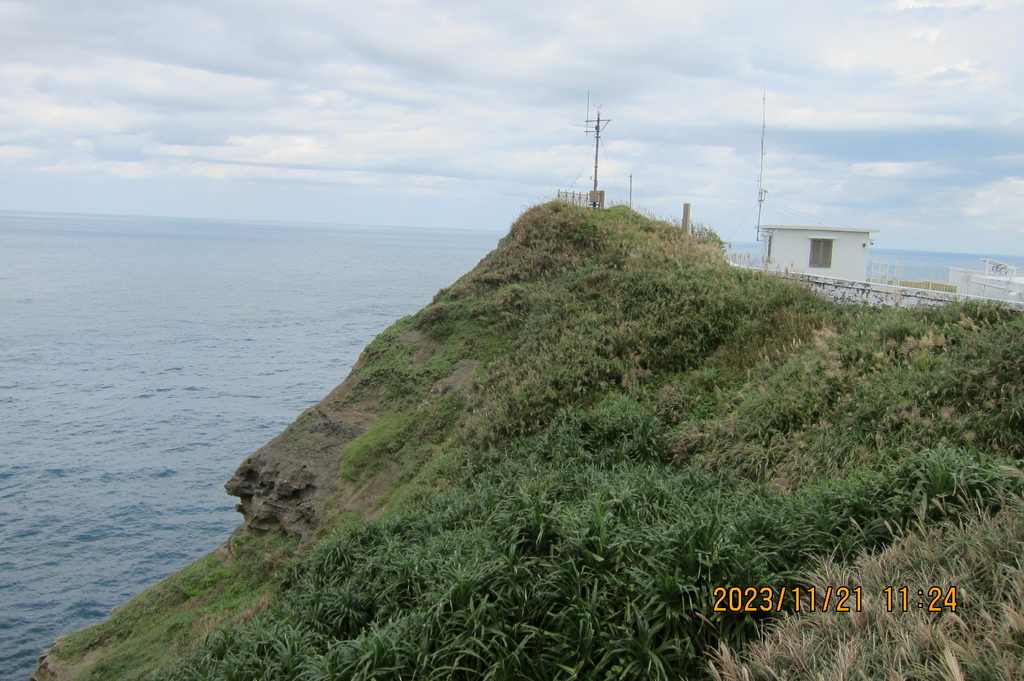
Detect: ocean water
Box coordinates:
(0, 212, 500, 680)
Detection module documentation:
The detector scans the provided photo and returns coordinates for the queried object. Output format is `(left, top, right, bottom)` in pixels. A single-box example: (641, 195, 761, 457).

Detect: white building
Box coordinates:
(759, 225, 878, 282)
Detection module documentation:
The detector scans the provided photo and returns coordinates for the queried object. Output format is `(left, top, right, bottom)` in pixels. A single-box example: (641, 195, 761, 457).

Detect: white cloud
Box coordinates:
(894, 0, 1020, 8)
(962, 177, 1024, 220)
(0, 0, 1022, 252)
(0, 144, 37, 161)
(851, 161, 949, 178)
(3, 97, 141, 134)
(0, 0, 30, 18)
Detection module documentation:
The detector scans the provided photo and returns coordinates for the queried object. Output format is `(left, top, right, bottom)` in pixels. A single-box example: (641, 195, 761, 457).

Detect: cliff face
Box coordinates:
(224, 355, 374, 544)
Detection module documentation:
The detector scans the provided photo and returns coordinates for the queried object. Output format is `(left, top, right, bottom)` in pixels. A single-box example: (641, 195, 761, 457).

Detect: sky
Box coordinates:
(1, 0, 1022, 253)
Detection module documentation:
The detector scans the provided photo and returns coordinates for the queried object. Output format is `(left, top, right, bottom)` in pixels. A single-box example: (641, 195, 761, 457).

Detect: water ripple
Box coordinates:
(0, 213, 499, 679)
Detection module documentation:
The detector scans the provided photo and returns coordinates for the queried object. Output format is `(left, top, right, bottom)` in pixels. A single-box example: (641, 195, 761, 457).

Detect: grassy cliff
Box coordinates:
(42, 202, 1024, 680)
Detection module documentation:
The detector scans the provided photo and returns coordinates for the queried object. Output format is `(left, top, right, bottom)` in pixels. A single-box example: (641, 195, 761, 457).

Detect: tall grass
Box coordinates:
(672, 302, 1024, 486)
(711, 489, 1024, 680)
(163, 403, 1023, 679)
(54, 202, 1024, 679)
(162, 203, 1022, 680)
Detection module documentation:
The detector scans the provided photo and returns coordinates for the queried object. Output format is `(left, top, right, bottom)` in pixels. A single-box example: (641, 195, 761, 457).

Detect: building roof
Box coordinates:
(762, 224, 880, 234)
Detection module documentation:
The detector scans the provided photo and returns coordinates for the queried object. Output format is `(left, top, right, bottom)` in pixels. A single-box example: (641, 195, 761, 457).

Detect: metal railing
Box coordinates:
(556, 190, 589, 207)
(729, 251, 1024, 305)
(867, 261, 957, 292)
(556, 189, 605, 209)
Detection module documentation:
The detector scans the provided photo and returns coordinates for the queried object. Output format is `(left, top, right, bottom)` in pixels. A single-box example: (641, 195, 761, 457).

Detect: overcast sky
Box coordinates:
(1, 0, 1022, 252)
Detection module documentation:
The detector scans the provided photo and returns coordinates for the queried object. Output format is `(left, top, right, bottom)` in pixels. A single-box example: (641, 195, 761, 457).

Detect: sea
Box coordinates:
(0, 212, 501, 680)
(3, 218, 1023, 681)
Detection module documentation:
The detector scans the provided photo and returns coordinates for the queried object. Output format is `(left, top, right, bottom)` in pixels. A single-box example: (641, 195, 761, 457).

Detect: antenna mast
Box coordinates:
(756, 88, 768, 241)
(584, 101, 610, 206)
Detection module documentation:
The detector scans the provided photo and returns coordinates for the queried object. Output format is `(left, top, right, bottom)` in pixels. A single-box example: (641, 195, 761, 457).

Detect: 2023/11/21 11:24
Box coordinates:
(712, 586, 958, 613)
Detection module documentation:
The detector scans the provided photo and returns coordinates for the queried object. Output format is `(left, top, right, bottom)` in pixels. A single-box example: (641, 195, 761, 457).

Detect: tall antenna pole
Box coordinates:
(573, 96, 610, 208)
(756, 88, 767, 240)
(584, 104, 609, 193)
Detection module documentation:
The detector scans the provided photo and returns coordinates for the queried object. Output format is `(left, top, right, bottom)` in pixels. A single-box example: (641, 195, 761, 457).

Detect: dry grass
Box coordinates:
(711, 490, 1024, 681)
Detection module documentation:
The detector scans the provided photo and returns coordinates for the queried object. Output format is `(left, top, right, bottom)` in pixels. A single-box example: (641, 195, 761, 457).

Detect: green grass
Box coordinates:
(51, 532, 296, 680)
(337, 411, 416, 483)
(349, 318, 458, 407)
(51, 202, 1024, 680)
(673, 301, 1024, 487)
(162, 435, 1023, 680)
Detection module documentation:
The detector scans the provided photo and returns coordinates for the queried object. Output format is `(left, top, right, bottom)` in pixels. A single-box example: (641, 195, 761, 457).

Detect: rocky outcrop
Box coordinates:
(28, 650, 59, 681)
(224, 352, 381, 544)
(225, 407, 368, 543)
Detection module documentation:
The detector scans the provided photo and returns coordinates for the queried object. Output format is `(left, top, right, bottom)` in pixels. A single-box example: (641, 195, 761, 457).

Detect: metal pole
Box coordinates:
(756, 88, 767, 240)
(593, 111, 601, 193)
(629, 174, 633, 208)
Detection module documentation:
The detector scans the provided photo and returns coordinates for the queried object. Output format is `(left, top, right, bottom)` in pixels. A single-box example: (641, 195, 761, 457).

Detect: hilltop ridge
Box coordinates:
(35, 202, 1024, 680)
(222, 200, 728, 545)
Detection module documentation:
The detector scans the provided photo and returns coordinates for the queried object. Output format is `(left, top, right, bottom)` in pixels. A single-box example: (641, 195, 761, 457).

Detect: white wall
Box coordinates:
(768, 229, 871, 281)
(732, 265, 1024, 311)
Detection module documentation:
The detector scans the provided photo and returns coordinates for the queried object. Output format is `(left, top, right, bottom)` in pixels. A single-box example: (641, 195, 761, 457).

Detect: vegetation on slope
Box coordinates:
(48, 202, 1024, 679)
(166, 442, 1022, 680)
(712, 492, 1024, 680)
(44, 533, 296, 681)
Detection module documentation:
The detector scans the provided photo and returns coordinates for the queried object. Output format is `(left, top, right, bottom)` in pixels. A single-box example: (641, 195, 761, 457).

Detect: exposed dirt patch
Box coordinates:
(429, 359, 479, 396)
(341, 461, 405, 517)
(404, 328, 445, 368)
(31, 640, 108, 681)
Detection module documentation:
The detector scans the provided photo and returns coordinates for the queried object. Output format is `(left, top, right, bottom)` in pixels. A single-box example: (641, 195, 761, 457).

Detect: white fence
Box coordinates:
(731, 264, 1024, 311)
(867, 261, 957, 292)
(556, 190, 589, 207)
(729, 251, 1024, 308)
(868, 259, 1022, 302)
(556, 189, 605, 209)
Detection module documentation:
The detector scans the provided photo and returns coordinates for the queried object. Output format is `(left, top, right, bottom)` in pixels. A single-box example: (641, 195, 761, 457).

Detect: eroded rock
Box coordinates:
(225, 405, 367, 543)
